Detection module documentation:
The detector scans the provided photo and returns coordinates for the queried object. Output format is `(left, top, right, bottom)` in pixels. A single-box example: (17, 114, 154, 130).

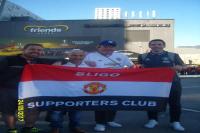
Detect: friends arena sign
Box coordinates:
(18, 64, 175, 114)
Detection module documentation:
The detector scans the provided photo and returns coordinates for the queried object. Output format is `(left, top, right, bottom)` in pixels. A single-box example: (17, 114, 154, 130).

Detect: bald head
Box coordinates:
(66, 49, 85, 65)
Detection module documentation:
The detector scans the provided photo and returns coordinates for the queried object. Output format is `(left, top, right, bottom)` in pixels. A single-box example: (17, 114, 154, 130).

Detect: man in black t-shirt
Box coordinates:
(0, 43, 57, 133)
(138, 39, 187, 132)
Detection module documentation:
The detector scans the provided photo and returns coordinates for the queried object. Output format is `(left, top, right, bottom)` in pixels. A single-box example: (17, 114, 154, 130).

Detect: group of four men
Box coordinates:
(0, 39, 186, 133)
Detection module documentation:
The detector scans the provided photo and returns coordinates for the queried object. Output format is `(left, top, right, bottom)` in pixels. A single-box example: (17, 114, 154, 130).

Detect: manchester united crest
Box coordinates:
(83, 82, 106, 94)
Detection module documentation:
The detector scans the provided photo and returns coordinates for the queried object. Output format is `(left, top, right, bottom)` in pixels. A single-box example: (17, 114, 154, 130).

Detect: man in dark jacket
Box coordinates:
(0, 43, 57, 133)
(138, 39, 187, 132)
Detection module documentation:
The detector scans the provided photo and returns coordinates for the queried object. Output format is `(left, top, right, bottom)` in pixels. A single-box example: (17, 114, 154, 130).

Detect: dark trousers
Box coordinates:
(48, 111, 81, 128)
(95, 111, 117, 124)
(0, 89, 18, 115)
(147, 79, 182, 122)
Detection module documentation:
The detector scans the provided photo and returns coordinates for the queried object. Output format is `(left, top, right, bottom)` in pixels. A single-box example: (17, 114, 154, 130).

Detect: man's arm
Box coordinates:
(173, 54, 187, 72)
(122, 54, 134, 68)
(83, 53, 97, 67)
(0, 56, 8, 73)
(136, 54, 145, 68)
(0, 56, 8, 84)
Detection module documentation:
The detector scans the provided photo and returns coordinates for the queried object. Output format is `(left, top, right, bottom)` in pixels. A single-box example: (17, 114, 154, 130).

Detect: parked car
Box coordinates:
(180, 64, 200, 75)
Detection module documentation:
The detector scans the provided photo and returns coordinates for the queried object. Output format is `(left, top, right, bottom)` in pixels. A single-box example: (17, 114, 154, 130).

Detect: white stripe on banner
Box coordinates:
(19, 81, 171, 99)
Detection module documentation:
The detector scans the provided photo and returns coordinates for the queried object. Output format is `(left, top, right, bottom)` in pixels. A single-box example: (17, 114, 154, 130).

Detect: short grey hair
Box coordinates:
(64, 49, 85, 55)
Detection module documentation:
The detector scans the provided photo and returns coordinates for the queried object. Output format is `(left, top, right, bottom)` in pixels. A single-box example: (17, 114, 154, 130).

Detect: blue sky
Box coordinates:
(9, 0, 200, 47)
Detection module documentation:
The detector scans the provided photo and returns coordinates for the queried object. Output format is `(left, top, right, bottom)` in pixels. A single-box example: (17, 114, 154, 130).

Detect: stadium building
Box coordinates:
(0, 0, 174, 60)
(0, 0, 41, 20)
(0, 19, 174, 56)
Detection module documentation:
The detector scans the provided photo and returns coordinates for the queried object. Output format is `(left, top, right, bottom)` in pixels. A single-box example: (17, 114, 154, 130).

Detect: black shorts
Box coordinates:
(0, 89, 18, 115)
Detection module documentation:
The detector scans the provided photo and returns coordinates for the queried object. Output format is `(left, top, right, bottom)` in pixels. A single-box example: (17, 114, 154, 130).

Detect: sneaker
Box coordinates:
(107, 121, 122, 127)
(94, 124, 106, 132)
(144, 119, 158, 128)
(7, 129, 18, 133)
(170, 122, 185, 132)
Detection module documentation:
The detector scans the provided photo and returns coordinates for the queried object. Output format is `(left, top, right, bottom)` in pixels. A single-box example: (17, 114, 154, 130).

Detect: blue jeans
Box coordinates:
(48, 111, 81, 128)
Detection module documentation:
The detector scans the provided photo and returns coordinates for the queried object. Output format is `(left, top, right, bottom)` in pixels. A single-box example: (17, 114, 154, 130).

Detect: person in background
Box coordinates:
(47, 49, 86, 133)
(138, 39, 187, 132)
(83, 40, 134, 132)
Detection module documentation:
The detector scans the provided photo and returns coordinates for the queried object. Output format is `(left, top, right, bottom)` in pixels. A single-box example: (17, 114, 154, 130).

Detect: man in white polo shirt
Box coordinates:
(83, 40, 134, 132)
(48, 49, 86, 133)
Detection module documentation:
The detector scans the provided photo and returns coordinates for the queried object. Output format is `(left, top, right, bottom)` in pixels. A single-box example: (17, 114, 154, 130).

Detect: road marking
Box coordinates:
(182, 108, 200, 113)
(180, 75, 200, 78)
(183, 86, 200, 89)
